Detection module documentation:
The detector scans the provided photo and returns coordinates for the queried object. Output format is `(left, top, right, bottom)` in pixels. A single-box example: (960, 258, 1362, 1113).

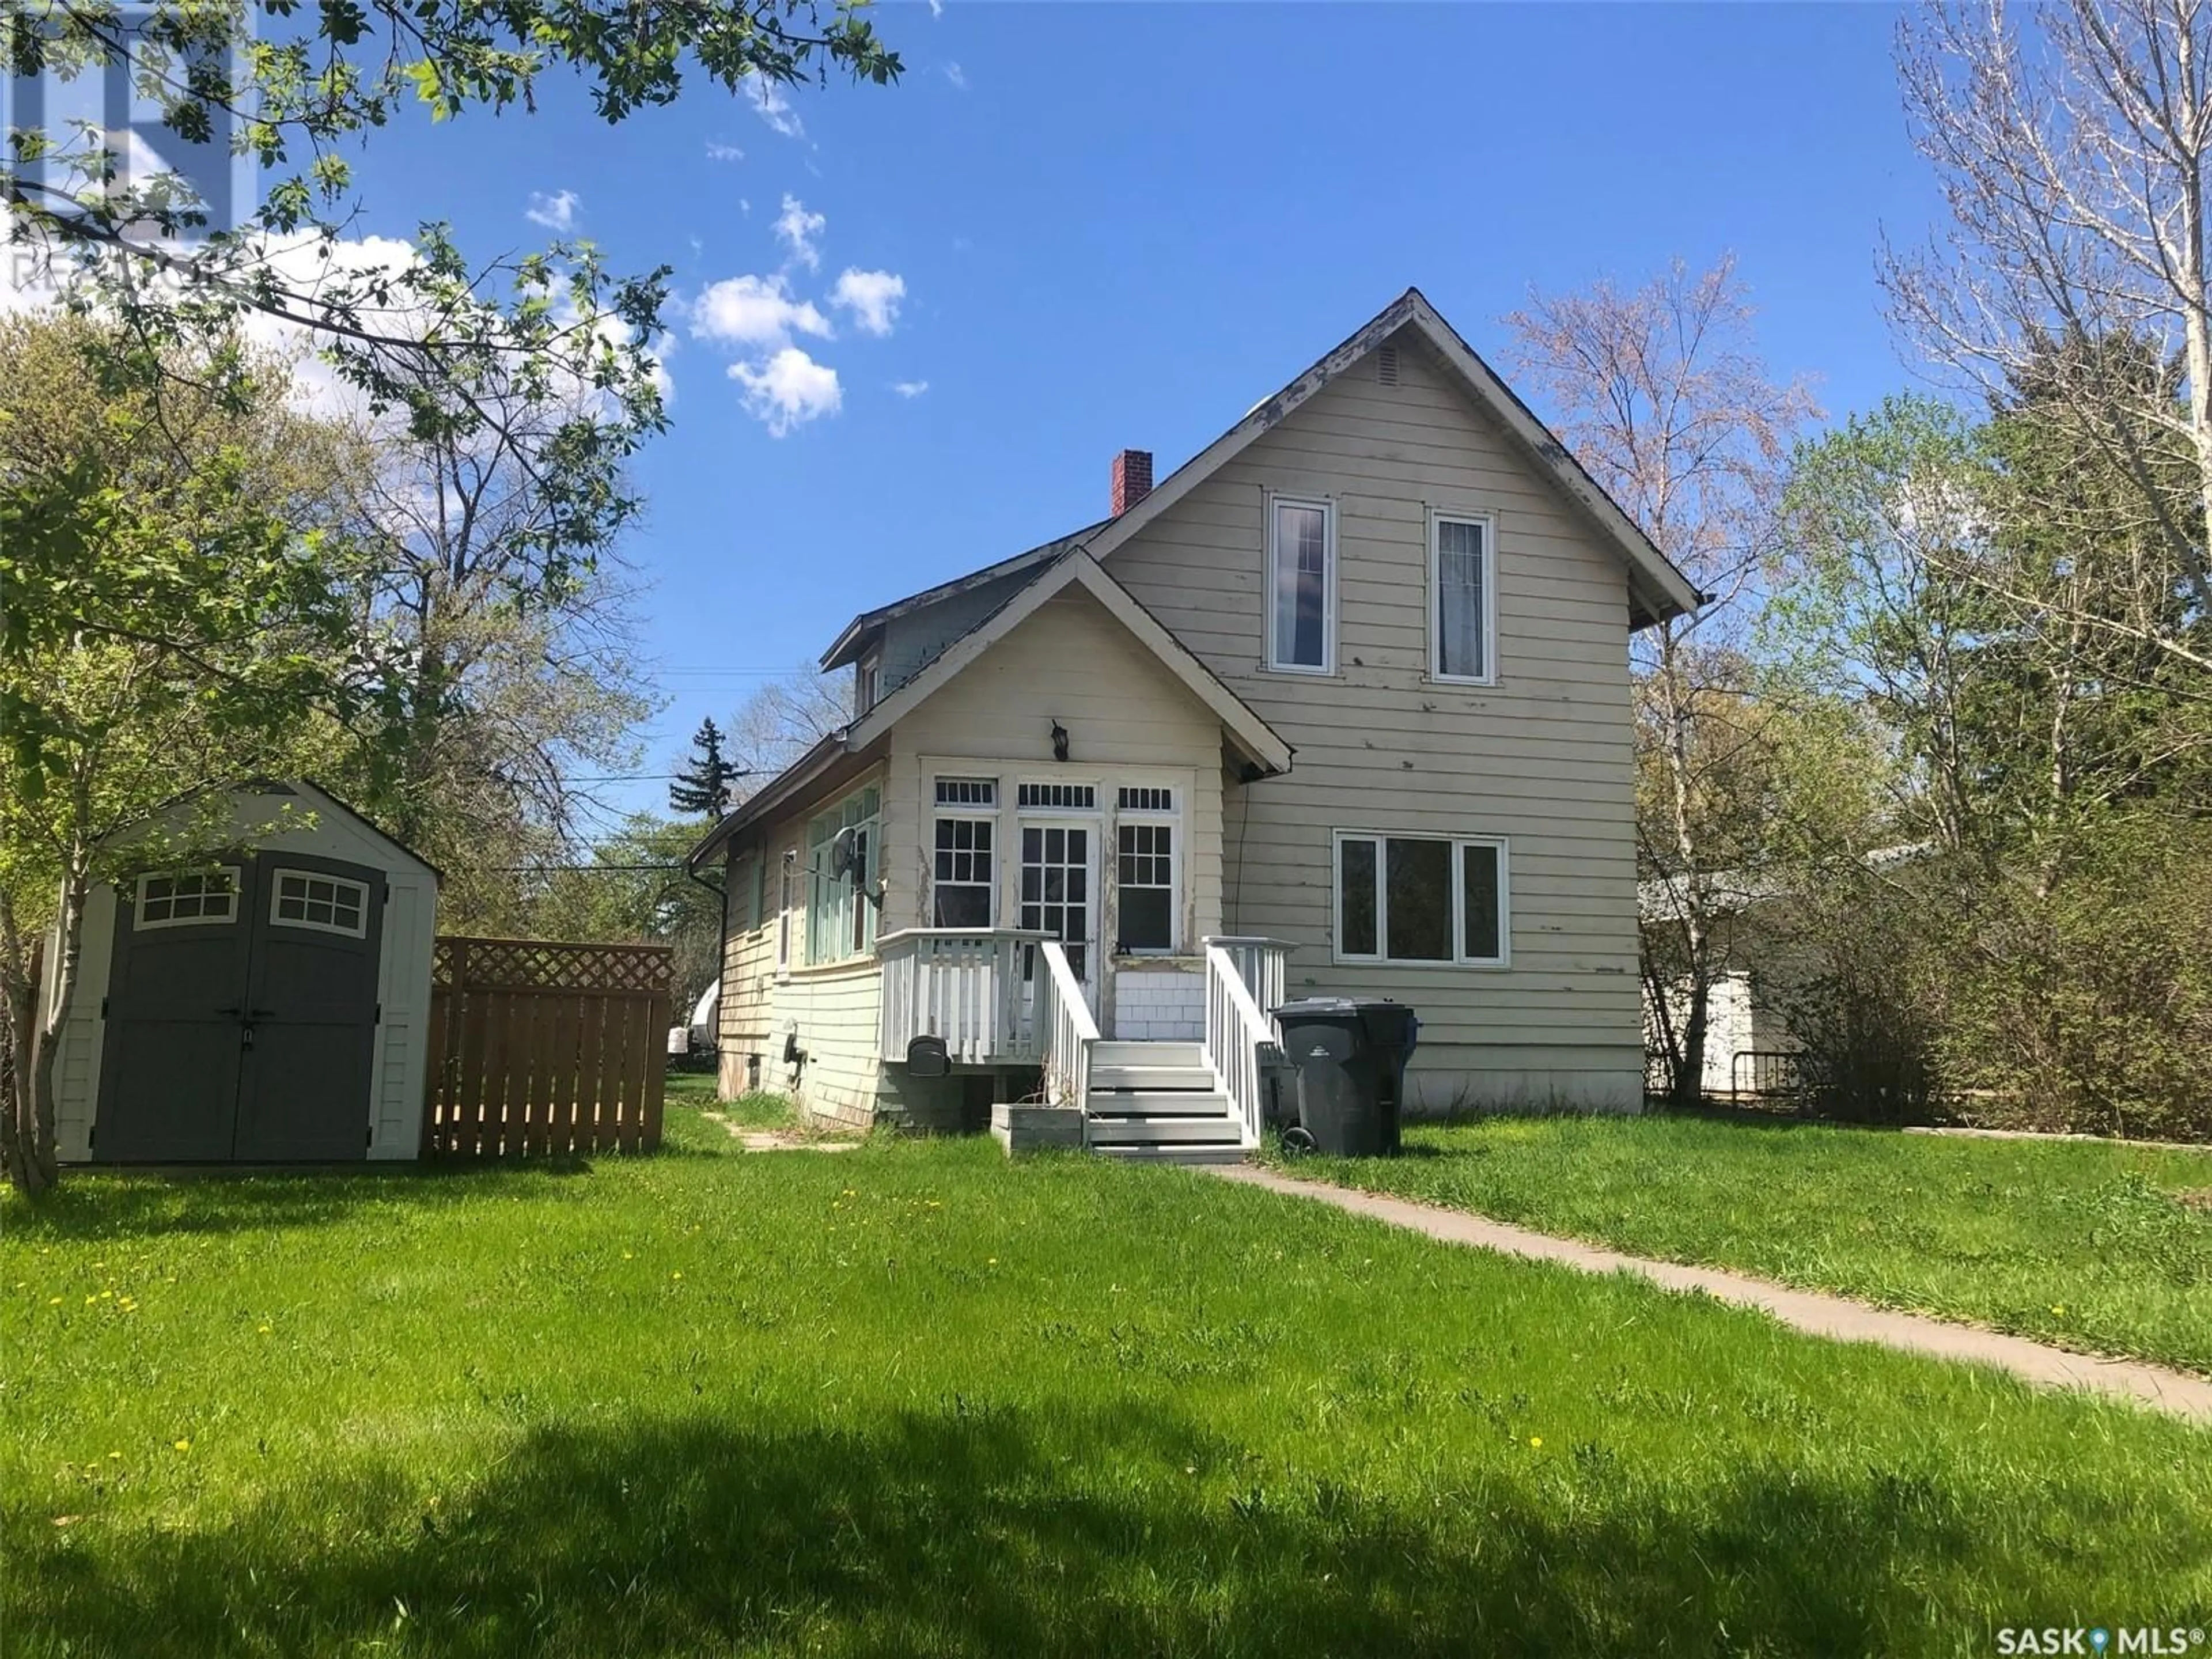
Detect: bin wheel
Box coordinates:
(1281, 1126, 1317, 1156)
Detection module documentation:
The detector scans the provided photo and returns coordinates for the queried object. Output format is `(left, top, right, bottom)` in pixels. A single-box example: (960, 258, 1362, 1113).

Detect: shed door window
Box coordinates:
(134, 868, 240, 929)
(270, 870, 370, 937)
(1334, 833, 1509, 966)
(1268, 497, 1335, 673)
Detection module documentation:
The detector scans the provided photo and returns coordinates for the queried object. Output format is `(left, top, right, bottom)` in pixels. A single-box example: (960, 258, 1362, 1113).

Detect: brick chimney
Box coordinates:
(1111, 448, 1153, 517)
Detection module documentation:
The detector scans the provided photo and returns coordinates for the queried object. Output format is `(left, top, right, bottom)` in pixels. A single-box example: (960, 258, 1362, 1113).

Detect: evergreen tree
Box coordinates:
(671, 719, 738, 816)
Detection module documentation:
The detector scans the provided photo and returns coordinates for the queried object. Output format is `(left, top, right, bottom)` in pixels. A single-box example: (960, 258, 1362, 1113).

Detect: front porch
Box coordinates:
(876, 930, 1290, 1160)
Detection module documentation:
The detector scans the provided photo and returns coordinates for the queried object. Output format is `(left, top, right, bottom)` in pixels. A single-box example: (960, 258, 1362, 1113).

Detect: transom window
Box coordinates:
(1431, 511, 1495, 684)
(1267, 495, 1335, 673)
(1016, 782, 1096, 810)
(134, 868, 239, 929)
(1117, 786, 1173, 812)
(1334, 832, 1508, 967)
(1116, 822, 1174, 953)
(271, 869, 370, 937)
(935, 777, 997, 807)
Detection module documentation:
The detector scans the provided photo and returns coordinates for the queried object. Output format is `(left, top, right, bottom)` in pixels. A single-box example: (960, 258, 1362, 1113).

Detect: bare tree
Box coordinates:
(1506, 256, 1818, 1110)
(723, 670, 854, 799)
(1887, 0, 2212, 675)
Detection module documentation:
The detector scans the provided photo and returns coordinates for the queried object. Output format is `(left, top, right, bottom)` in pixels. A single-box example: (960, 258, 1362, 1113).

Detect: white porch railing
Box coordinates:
(1202, 942, 1279, 1150)
(877, 929, 1047, 1063)
(1035, 939, 1097, 1124)
(1202, 935, 1292, 1018)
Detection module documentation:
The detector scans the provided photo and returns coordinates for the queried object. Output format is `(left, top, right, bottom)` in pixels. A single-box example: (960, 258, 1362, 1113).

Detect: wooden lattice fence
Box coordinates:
(422, 937, 672, 1158)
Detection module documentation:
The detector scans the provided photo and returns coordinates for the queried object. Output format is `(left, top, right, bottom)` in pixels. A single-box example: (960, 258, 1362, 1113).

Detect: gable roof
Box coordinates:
(817, 287, 1702, 659)
(1077, 288, 1702, 628)
(690, 554, 1293, 870)
(819, 520, 1109, 673)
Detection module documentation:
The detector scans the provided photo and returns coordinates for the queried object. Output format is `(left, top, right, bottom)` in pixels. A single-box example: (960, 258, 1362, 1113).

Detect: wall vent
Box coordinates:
(1376, 344, 1401, 387)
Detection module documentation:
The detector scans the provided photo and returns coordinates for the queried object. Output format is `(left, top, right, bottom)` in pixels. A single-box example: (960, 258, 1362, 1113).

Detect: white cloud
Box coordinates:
(892, 380, 930, 399)
(730, 347, 841, 435)
(831, 268, 906, 337)
(744, 76, 805, 139)
(704, 141, 744, 163)
(774, 194, 827, 271)
(928, 0, 944, 15)
(525, 190, 581, 232)
(690, 273, 832, 350)
(942, 62, 968, 90)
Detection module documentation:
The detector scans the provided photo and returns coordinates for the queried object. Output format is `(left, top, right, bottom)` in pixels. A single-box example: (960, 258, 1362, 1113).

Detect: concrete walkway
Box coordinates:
(1209, 1164, 2212, 1424)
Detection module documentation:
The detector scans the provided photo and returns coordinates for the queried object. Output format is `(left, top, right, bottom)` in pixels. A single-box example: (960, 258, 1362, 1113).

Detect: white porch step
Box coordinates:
(1092, 1142, 1249, 1165)
(1090, 1064, 1217, 1093)
(1086, 1089, 1234, 1118)
(1086, 1112, 1243, 1145)
(1090, 1040, 1204, 1068)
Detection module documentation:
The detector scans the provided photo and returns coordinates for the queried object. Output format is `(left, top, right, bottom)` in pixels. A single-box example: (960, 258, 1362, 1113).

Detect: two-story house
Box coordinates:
(687, 289, 1700, 1158)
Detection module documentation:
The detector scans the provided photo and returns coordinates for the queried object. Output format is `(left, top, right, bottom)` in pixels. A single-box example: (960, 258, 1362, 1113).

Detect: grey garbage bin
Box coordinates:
(1358, 1002, 1421, 1154)
(1272, 998, 1419, 1155)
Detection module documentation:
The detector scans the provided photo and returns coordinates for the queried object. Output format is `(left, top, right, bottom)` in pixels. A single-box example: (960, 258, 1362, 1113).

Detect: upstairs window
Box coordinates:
(1334, 831, 1509, 967)
(1431, 511, 1495, 684)
(1267, 495, 1335, 673)
(857, 653, 882, 713)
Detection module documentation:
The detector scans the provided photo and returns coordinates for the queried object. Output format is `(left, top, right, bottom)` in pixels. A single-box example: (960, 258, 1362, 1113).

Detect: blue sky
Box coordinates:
(346, 2, 1943, 824)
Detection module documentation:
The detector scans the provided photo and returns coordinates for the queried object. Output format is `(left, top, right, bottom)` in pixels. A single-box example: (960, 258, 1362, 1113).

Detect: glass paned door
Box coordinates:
(1020, 821, 1096, 999)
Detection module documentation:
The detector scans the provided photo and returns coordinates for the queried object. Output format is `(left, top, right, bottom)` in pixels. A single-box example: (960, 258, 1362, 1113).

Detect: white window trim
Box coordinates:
(1330, 830, 1511, 969)
(1427, 506, 1498, 686)
(930, 772, 1001, 930)
(268, 868, 372, 938)
(775, 849, 797, 976)
(1112, 791, 1181, 957)
(131, 866, 242, 930)
(1264, 491, 1338, 676)
(857, 652, 882, 714)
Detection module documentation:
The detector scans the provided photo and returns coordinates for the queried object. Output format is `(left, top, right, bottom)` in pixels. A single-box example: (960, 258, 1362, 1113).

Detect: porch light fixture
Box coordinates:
(1051, 721, 1071, 762)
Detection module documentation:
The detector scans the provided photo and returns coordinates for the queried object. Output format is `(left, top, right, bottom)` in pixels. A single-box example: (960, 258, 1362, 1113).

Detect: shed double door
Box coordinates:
(96, 853, 385, 1162)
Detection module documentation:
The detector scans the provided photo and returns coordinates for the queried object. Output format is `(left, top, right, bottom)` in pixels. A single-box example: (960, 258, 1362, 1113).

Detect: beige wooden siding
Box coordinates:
(883, 586, 1227, 948)
(1112, 330, 1642, 1108)
(715, 772, 887, 1124)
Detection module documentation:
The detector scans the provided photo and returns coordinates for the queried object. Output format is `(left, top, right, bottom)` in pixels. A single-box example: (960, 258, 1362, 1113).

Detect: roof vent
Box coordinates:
(1376, 344, 1401, 387)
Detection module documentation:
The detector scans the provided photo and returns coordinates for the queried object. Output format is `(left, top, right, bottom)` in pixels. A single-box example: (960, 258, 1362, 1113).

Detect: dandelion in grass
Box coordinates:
(672, 1271, 683, 1281)
(257, 1324, 271, 1335)
(173, 1438, 191, 1453)
(1529, 1437, 1543, 1449)
(2051, 1305, 2066, 1316)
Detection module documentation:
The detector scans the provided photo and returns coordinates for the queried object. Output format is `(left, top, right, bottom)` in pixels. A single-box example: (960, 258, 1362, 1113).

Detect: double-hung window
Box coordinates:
(1334, 831, 1509, 966)
(1267, 494, 1335, 673)
(1430, 510, 1495, 684)
(1114, 786, 1176, 953)
(931, 777, 998, 928)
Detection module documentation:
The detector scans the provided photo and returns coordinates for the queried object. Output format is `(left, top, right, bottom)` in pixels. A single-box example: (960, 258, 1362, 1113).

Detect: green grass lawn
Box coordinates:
(6, 1100, 2209, 1658)
(1274, 1113, 2212, 1375)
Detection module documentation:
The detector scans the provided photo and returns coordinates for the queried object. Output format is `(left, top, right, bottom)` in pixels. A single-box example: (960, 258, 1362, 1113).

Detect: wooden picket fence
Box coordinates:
(422, 937, 672, 1158)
